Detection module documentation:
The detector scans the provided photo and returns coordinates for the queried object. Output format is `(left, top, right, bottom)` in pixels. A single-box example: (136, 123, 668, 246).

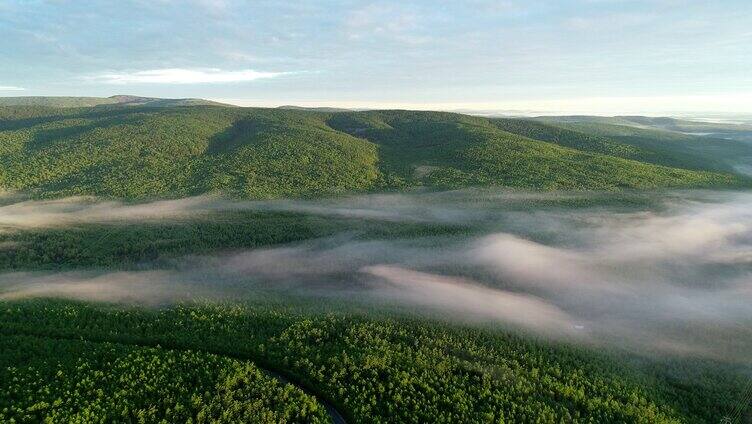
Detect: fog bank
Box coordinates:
(1, 189, 751, 363)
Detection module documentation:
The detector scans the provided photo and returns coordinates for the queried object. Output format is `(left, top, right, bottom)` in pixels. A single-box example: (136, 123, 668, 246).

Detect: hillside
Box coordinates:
(494, 117, 752, 173)
(0, 105, 747, 199)
(0, 95, 229, 108)
(327, 110, 744, 190)
(532, 116, 752, 174)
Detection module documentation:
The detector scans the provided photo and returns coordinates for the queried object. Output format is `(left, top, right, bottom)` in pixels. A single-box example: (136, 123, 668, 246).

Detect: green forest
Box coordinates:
(1, 105, 749, 199)
(1, 334, 329, 423)
(2, 299, 747, 423)
(1, 103, 751, 423)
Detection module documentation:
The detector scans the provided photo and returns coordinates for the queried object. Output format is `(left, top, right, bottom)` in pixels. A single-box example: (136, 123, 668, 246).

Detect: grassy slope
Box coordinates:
(0, 106, 746, 199)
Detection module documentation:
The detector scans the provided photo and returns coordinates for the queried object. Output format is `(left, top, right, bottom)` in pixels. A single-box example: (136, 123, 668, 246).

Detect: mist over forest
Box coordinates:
(2, 106, 752, 422)
(3, 188, 751, 367)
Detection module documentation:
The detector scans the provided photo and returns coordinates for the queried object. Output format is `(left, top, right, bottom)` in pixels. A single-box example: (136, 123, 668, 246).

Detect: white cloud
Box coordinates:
(88, 68, 286, 84)
(0, 86, 25, 91)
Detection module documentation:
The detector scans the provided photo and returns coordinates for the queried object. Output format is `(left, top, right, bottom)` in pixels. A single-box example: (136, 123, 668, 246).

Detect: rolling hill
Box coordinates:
(0, 105, 748, 199)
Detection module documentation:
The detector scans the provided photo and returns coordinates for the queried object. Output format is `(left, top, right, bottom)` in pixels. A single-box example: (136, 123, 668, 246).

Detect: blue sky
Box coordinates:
(1, 0, 750, 114)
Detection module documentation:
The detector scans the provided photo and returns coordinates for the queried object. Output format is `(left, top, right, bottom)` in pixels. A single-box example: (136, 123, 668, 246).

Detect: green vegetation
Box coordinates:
(491, 117, 644, 159)
(533, 116, 752, 173)
(0, 105, 747, 200)
(0, 190, 668, 273)
(329, 110, 743, 190)
(0, 210, 467, 271)
(1, 300, 747, 423)
(2, 104, 751, 422)
(0, 333, 329, 423)
(0, 106, 380, 198)
(0, 194, 749, 422)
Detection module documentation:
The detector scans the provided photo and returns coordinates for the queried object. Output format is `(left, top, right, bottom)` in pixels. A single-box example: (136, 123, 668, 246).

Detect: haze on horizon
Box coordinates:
(1, 0, 751, 116)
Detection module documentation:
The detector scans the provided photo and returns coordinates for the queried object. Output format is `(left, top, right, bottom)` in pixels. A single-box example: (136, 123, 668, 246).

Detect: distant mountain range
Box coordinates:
(276, 105, 354, 113)
(2, 95, 751, 141)
(0, 95, 231, 108)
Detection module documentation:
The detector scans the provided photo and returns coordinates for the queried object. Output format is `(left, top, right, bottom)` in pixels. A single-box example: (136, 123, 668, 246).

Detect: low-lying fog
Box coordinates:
(1, 189, 751, 364)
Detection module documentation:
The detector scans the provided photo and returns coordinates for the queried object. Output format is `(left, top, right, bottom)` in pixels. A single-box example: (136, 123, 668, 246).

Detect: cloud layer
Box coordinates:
(88, 68, 286, 84)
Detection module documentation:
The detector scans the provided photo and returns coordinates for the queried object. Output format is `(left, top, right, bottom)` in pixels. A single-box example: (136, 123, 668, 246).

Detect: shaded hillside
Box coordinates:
(491, 118, 645, 159)
(0, 106, 378, 198)
(0, 106, 746, 199)
(328, 110, 743, 190)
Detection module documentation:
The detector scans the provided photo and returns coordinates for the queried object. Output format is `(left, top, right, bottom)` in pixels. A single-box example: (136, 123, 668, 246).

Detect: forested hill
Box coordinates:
(0, 105, 748, 199)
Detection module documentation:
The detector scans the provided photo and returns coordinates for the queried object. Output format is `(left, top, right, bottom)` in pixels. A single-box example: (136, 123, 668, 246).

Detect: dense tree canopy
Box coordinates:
(0, 106, 747, 199)
(0, 334, 329, 423)
(1, 300, 747, 423)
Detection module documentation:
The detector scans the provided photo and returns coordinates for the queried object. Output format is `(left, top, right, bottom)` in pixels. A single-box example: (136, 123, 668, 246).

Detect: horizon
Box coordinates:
(2, 1, 751, 116)
(3, 92, 752, 120)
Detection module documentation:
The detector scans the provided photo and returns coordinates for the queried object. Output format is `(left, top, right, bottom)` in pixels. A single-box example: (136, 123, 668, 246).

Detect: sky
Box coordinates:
(0, 0, 751, 115)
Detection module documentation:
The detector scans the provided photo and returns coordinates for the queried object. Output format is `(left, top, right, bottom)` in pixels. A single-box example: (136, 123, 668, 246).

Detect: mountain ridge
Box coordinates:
(0, 105, 749, 199)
